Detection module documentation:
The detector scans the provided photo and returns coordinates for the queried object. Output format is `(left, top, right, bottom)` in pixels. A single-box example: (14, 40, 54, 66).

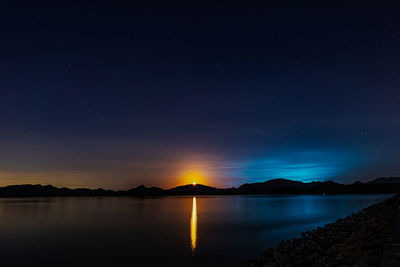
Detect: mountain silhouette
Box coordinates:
(367, 177, 400, 184)
(128, 185, 164, 196)
(0, 184, 115, 197)
(238, 178, 321, 194)
(0, 177, 399, 197)
(166, 183, 235, 195)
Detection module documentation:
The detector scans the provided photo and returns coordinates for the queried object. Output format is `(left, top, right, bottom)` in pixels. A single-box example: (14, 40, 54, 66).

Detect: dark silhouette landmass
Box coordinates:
(0, 177, 399, 197)
(127, 185, 164, 196)
(166, 184, 235, 195)
(367, 177, 400, 184)
(0, 184, 116, 197)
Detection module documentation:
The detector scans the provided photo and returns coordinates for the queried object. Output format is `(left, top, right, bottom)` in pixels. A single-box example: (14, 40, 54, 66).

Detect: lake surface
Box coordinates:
(0, 195, 392, 266)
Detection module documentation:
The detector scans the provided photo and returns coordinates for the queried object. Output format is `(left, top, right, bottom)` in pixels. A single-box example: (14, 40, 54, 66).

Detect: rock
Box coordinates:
(239, 194, 400, 267)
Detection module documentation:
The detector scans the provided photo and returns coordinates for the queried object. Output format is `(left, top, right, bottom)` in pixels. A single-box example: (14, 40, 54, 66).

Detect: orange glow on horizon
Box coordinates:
(180, 169, 208, 186)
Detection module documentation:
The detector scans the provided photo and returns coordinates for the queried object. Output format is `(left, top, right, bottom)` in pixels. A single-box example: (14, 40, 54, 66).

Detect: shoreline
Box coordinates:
(240, 194, 400, 267)
(0, 193, 395, 199)
(1, 178, 400, 197)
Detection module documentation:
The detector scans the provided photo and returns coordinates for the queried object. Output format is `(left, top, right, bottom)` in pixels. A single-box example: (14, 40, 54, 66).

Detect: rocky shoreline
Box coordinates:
(241, 194, 400, 267)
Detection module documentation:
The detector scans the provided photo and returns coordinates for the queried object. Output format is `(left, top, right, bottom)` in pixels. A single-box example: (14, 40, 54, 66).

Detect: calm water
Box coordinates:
(0, 195, 392, 266)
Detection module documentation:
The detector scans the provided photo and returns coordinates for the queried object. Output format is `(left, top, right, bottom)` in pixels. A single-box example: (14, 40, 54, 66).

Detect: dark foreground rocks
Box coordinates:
(241, 194, 400, 267)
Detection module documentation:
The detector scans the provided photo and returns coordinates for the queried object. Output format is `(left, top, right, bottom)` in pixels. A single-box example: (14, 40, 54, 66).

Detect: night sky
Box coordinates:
(1, 2, 400, 189)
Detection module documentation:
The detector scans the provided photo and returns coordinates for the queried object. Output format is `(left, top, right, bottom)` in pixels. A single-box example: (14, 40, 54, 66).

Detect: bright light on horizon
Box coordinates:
(180, 169, 207, 186)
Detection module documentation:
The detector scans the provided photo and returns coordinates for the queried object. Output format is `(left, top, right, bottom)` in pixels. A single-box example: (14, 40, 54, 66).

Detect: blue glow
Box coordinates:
(231, 150, 362, 183)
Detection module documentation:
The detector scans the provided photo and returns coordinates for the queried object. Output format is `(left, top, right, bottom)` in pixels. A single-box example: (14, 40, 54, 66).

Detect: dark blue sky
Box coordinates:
(1, 2, 400, 188)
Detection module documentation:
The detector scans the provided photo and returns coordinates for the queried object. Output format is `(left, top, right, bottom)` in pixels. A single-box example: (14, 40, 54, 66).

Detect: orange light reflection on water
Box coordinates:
(191, 196, 197, 254)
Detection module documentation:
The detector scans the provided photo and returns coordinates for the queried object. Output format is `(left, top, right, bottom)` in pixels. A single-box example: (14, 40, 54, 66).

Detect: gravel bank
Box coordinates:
(241, 194, 400, 267)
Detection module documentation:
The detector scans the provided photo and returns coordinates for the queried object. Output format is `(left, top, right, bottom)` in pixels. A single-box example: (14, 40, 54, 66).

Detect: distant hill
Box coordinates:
(128, 185, 164, 196)
(0, 177, 400, 197)
(367, 177, 400, 184)
(238, 178, 321, 194)
(167, 184, 235, 195)
(0, 184, 115, 197)
(236, 178, 400, 195)
(237, 179, 350, 194)
(168, 184, 218, 194)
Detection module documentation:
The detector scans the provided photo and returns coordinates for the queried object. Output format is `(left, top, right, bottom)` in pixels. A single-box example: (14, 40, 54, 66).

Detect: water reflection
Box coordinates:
(0, 195, 391, 266)
(191, 196, 197, 254)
